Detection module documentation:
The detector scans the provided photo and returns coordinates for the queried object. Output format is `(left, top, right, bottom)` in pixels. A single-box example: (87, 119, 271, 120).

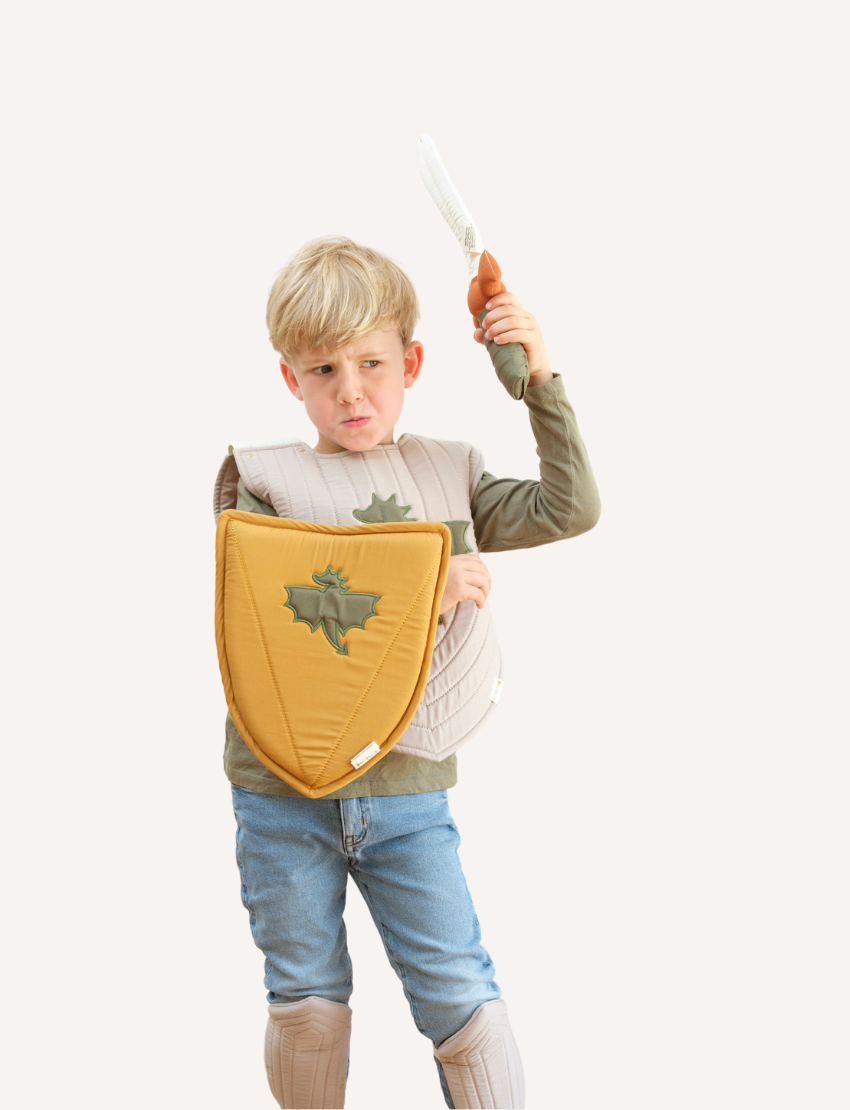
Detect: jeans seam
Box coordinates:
(234, 826, 258, 938)
(354, 873, 427, 1036)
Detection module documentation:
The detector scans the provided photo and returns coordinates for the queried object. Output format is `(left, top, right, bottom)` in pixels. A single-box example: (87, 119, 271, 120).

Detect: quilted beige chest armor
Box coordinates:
(214, 433, 502, 762)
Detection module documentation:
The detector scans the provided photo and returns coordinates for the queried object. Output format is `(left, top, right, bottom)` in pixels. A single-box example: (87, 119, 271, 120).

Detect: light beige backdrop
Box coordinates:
(2, 1, 848, 1107)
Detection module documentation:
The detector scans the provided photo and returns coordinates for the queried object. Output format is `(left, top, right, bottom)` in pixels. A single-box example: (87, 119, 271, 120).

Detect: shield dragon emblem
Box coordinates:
(215, 511, 452, 798)
(283, 567, 380, 656)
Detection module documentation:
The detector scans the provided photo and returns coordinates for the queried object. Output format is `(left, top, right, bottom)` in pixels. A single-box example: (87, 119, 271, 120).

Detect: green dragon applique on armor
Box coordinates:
(352, 494, 472, 555)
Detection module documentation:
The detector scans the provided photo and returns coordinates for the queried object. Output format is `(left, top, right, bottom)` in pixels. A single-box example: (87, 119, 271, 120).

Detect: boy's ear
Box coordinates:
(403, 340, 424, 388)
(280, 360, 304, 401)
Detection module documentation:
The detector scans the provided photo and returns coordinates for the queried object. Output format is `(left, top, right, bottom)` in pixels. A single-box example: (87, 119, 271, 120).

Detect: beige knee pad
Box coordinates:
(264, 996, 352, 1109)
(434, 999, 525, 1109)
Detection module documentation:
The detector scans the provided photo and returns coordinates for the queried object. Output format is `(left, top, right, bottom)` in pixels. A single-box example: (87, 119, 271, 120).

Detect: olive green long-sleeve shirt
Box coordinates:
(224, 372, 600, 797)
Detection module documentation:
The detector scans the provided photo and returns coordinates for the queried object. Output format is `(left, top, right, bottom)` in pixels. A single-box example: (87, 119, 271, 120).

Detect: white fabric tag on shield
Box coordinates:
(351, 741, 381, 769)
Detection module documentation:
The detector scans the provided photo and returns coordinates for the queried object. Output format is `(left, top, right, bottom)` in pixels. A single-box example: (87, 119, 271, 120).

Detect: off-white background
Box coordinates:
(2, 2, 847, 1107)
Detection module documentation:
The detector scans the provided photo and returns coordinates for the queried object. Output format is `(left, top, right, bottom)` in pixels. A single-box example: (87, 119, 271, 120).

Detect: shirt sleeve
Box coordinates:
(236, 478, 279, 517)
(471, 372, 601, 554)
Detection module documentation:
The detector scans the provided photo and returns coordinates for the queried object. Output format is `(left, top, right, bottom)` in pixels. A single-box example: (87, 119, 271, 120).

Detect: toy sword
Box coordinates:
(418, 133, 530, 399)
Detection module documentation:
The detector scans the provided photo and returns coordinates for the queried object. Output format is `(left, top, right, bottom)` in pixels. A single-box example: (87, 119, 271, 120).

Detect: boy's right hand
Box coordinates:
(440, 554, 491, 614)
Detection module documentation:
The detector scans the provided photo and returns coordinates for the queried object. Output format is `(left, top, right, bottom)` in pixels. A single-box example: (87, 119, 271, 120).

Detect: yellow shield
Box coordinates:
(215, 511, 452, 798)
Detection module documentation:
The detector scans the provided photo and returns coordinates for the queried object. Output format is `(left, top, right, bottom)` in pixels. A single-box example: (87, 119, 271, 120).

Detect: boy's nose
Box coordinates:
(336, 372, 364, 403)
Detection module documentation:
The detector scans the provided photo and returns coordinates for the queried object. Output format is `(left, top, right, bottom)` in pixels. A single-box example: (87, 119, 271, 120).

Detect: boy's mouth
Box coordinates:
(341, 416, 370, 428)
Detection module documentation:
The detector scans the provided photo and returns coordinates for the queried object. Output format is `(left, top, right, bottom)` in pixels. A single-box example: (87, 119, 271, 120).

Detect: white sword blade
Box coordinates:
(418, 133, 483, 279)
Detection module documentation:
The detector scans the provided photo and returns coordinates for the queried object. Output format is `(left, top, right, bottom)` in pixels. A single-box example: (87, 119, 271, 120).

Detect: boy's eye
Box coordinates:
(312, 365, 333, 375)
(362, 360, 379, 368)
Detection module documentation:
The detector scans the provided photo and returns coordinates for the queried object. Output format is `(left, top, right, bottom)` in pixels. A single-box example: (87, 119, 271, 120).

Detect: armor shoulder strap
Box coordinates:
(401, 434, 486, 501)
(213, 437, 301, 520)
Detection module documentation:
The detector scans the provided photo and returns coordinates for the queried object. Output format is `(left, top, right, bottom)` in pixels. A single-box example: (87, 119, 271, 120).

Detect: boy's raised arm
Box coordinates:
(471, 374, 601, 552)
(471, 292, 601, 553)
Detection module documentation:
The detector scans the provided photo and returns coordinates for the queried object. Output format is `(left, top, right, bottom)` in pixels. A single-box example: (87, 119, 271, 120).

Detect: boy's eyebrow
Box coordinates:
(303, 349, 389, 365)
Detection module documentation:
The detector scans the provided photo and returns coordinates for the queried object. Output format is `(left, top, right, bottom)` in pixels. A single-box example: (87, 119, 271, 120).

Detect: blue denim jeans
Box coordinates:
(231, 785, 502, 1053)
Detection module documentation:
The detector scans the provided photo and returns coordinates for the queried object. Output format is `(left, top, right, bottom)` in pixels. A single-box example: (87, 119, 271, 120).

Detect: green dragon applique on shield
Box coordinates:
(283, 567, 380, 655)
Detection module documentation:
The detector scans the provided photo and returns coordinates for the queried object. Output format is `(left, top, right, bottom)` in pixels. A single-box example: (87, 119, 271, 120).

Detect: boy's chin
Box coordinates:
(332, 423, 391, 452)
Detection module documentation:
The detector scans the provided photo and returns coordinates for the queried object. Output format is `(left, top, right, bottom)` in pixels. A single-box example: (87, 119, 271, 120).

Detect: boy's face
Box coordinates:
(279, 328, 423, 454)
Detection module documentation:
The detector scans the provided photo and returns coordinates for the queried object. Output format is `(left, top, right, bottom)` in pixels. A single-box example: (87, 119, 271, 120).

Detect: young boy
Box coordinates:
(213, 236, 600, 1109)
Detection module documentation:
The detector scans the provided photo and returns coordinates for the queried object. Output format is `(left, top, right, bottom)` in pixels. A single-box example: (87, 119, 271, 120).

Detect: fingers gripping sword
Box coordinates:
(417, 134, 530, 400)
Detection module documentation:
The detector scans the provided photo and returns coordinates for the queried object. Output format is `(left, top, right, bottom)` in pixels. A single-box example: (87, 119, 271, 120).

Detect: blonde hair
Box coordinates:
(266, 236, 420, 361)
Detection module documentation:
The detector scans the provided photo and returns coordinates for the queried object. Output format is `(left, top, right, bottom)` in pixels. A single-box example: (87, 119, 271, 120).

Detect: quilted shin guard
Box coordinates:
(434, 999, 525, 1109)
(264, 997, 352, 1108)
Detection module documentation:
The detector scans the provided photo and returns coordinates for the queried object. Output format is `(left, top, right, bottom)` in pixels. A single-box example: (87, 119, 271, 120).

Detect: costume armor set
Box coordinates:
(215, 431, 503, 763)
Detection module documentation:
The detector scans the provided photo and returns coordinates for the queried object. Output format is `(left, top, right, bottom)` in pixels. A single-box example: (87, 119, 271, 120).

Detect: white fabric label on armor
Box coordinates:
(460, 221, 483, 254)
(350, 742, 381, 769)
(489, 678, 503, 705)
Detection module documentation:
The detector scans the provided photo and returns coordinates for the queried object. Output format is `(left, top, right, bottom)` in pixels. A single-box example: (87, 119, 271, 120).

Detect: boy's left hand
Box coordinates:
(474, 292, 554, 387)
